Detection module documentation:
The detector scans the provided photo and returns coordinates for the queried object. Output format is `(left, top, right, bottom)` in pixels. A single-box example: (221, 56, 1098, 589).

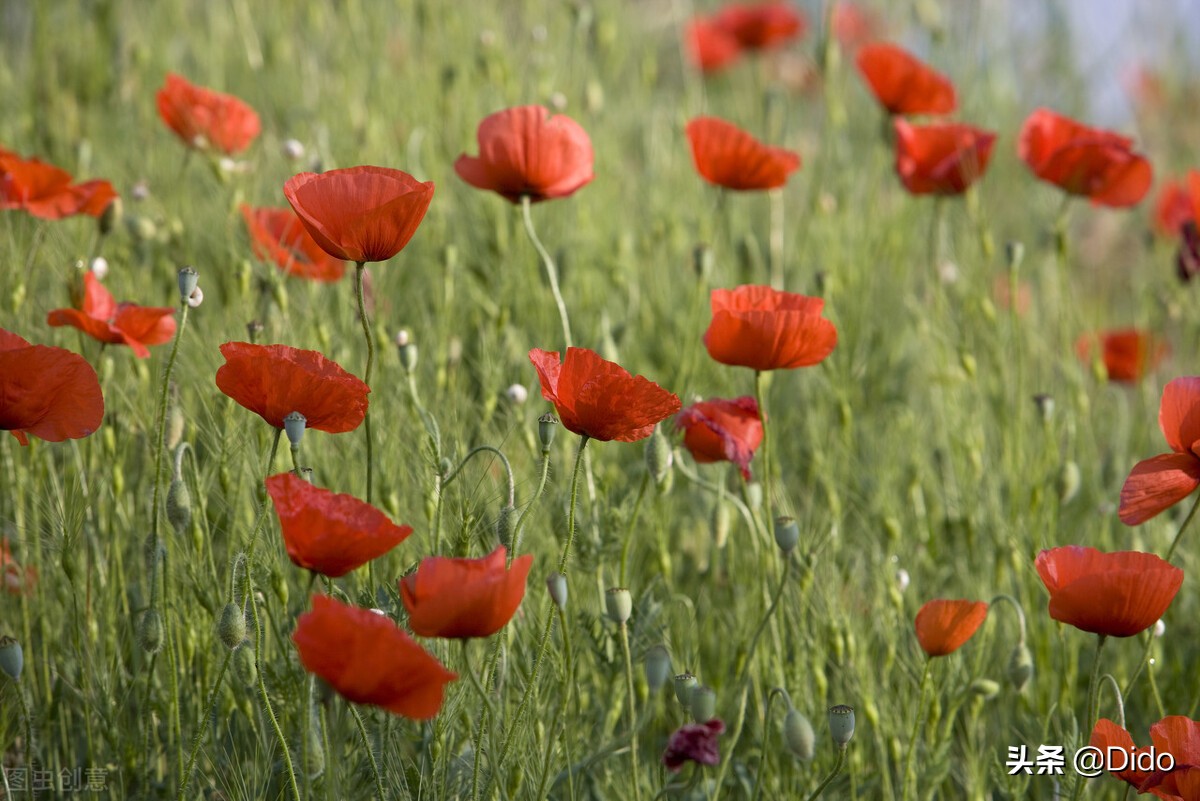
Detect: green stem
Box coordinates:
(1071, 635, 1107, 801)
(619, 622, 643, 801)
(769, 188, 784, 289)
(248, 572, 301, 801)
(754, 371, 773, 533)
(736, 554, 791, 683)
(900, 658, 931, 801)
(521, 194, 573, 350)
(618, 473, 650, 586)
(442, 445, 515, 507)
(355, 261, 375, 504)
(463, 642, 497, 801)
(1163, 491, 1200, 563)
(349, 703, 387, 801)
(509, 447, 552, 563)
(557, 436, 591, 575)
(751, 688, 791, 801)
(150, 302, 190, 546)
(178, 649, 233, 801)
(1098, 673, 1126, 729)
(805, 747, 847, 801)
(13, 680, 33, 800)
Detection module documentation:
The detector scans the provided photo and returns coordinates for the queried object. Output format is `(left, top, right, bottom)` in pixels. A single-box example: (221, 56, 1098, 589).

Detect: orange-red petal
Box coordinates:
(893, 118, 995, 195)
(1159, 377, 1200, 456)
(675, 396, 763, 479)
(913, 599, 988, 657)
(703, 285, 837, 371)
(1074, 329, 1166, 383)
(686, 117, 801, 191)
(156, 73, 261, 155)
(856, 42, 956, 115)
(400, 546, 533, 639)
(241, 205, 347, 282)
(1119, 453, 1200, 525)
(0, 327, 103, 445)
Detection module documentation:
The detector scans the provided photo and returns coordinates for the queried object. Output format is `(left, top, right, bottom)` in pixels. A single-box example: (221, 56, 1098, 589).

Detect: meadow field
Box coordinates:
(2, 1, 1200, 799)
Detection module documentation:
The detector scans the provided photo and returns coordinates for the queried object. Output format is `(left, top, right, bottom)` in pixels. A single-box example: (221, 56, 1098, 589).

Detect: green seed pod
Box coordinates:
(1007, 643, 1034, 692)
(217, 603, 247, 650)
(233, 642, 257, 686)
(774, 516, 799, 554)
(138, 609, 164, 654)
(690, 685, 716, 722)
(605, 588, 632, 625)
(166, 477, 192, 536)
(496, 504, 517, 547)
(783, 708, 815, 761)
(644, 645, 671, 692)
(674, 672, 698, 706)
(969, 679, 1001, 700)
(1057, 461, 1081, 505)
(538, 413, 558, 450)
(828, 704, 855, 747)
(177, 266, 199, 302)
(283, 412, 306, 448)
(0, 636, 23, 681)
(644, 426, 673, 486)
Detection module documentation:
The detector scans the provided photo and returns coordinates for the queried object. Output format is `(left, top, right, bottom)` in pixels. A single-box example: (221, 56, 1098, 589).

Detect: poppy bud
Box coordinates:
(969, 679, 1001, 700)
(745, 482, 763, 511)
(303, 709, 325, 779)
(496, 504, 517, 546)
(1007, 643, 1034, 692)
(674, 672, 699, 706)
(166, 404, 184, 452)
(1056, 461, 1080, 505)
(218, 603, 247, 650)
(99, 196, 122, 236)
(283, 411, 307, 448)
(1005, 241, 1025, 272)
(828, 704, 855, 747)
(546, 572, 568, 611)
(774, 516, 799, 553)
(396, 330, 418, 372)
(783, 708, 815, 761)
(692, 244, 714, 281)
(644, 645, 671, 692)
(538, 413, 558, 450)
(0, 636, 23, 681)
(1032, 393, 1054, 424)
(139, 608, 164, 654)
(606, 587, 632, 624)
(177, 266, 199, 302)
(690, 685, 717, 722)
(233, 642, 257, 685)
(166, 477, 192, 536)
(712, 499, 731, 549)
(645, 425, 673, 486)
(270, 569, 289, 607)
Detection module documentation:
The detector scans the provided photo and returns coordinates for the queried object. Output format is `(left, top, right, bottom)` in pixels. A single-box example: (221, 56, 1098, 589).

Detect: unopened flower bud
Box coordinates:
(644, 645, 671, 692)
(969, 679, 1001, 700)
(774, 516, 799, 553)
(218, 603, 247, 650)
(396, 330, 418, 371)
(538, 414, 558, 450)
(233, 642, 257, 685)
(496, 504, 517, 547)
(283, 412, 307, 448)
(546, 572, 568, 611)
(1057, 461, 1080, 505)
(745, 482, 763, 511)
(177, 267, 199, 302)
(1007, 643, 1034, 692)
(1032, 393, 1054, 424)
(690, 685, 716, 722)
(828, 704, 855, 747)
(783, 708, 815, 761)
(1005, 241, 1025, 272)
(692, 244, 714, 281)
(711, 499, 730, 549)
(645, 426, 673, 486)
(605, 587, 632, 624)
(0, 636, 23, 681)
(139, 608, 164, 654)
(166, 477, 192, 536)
(99, 196, 123, 235)
(674, 672, 698, 706)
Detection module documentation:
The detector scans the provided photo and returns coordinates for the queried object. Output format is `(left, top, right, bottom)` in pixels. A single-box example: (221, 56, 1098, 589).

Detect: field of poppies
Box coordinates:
(3, 1, 1200, 799)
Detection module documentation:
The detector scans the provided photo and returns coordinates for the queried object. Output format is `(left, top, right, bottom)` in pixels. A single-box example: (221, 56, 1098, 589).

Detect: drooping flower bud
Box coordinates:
(644, 645, 671, 692)
(605, 588, 632, 625)
(1007, 643, 1034, 692)
(969, 679, 1001, 700)
(166, 477, 192, 536)
(546, 572, 568, 611)
(690, 685, 717, 722)
(217, 603, 247, 650)
(828, 704, 855, 747)
(783, 707, 815, 761)
(645, 425, 673, 486)
(1057, 461, 1080, 505)
(693, 244, 714, 281)
(233, 642, 257, 686)
(139, 609, 164, 654)
(0, 636, 23, 681)
(496, 504, 517, 547)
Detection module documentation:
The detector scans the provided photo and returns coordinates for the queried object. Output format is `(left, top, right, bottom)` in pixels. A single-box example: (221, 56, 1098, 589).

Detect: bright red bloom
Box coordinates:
(893, 119, 995, 195)
(1018, 108, 1153, 207)
(663, 719, 726, 772)
(1154, 172, 1200, 238)
(1035, 546, 1182, 637)
(914, 599, 988, 657)
(241, 205, 346, 282)
(215, 342, 369, 433)
(0, 328, 104, 446)
(455, 106, 594, 204)
(47, 272, 176, 359)
(1, 538, 37, 596)
(156, 73, 261, 155)
(1075, 329, 1166, 383)
(1119, 377, 1200, 525)
(529, 347, 681, 443)
(0, 148, 116, 220)
(686, 18, 743, 73)
(704, 285, 837, 371)
(686, 117, 801, 191)
(1090, 716, 1200, 798)
(400, 546, 532, 639)
(831, 2, 879, 51)
(266, 473, 412, 578)
(293, 595, 456, 719)
(855, 43, 956, 116)
(675, 396, 763, 479)
(712, 2, 805, 50)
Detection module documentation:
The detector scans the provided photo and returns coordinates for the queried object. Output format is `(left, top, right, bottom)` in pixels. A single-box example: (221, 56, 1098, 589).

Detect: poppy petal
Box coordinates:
(1159, 377, 1200, 455)
(0, 330, 104, 445)
(914, 599, 988, 657)
(856, 42, 956, 115)
(1119, 453, 1200, 525)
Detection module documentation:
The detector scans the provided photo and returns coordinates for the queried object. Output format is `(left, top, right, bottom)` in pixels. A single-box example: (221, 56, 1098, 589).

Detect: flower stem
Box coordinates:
(736, 554, 791, 683)
(509, 446, 552, 563)
(769, 188, 785, 289)
(619, 621, 643, 801)
(349, 702, 386, 801)
(12, 679, 33, 800)
(248, 572, 301, 801)
(900, 658, 931, 801)
(1164, 491, 1200, 563)
(441, 445, 515, 507)
(178, 649, 233, 801)
(355, 261, 375, 504)
(521, 194, 573, 350)
(618, 473, 650, 586)
(1071, 635, 1107, 801)
(558, 436, 591, 575)
(751, 688, 791, 801)
(150, 303, 189, 546)
(753, 371, 773, 538)
(805, 746, 847, 801)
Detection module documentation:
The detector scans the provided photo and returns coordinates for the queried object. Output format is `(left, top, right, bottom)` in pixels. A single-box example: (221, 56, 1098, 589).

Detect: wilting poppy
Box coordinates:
(892, 119, 995, 195)
(676, 396, 763, 479)
(284, 167, 434, 264)
(712, 2, 805, 50)
(1017, 108, 1153, 207)
(399, 546, 532, 639)
(1, 327, 104, 446)
(686, 18, 743, 73)
(704, 285, 837, 371)
(47, 272, 176, 359)
(454, 106, 594, 204)
(855, 43, 956, 116)
(914, 599, 988, 657)
(1090, 716, 1200, 797)
(1153, 172, 1200, 237)
(1119, 377, 1200, 525)
(1035, 546, 1182, 637)
(156, 73, 261, 156)
(1180, 221, 1200, 283)
(0, 149, 117, 220)
(266, 472, 412, 578)
(1075, 329, 1166, 383)
(663, 719, 726, 771)
(686, 117, 801, 191)
(529, 347, 682, 443)
(215, 341, 369, 433)
(240, 205, 346, 282)
(293, 594, 456, 719)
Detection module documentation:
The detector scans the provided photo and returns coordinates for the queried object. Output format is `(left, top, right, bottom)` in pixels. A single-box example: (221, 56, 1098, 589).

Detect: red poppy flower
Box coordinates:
(686, 18, 743, 73)
(663, 719, 726, 772)
(1, 327, 104, 446)
(1180, 221, 1200, 283)
(240, 205, 346, 282)
(1075, 329, 1166, 383)
(1034, 546, 1182, 637)
(686, 117, 800, 191)
(831, 2, 879, 51)
(1, 538, 38, 596)
(892, 119, 996, 196)
(529, 347, 682, 442)
(454, 106, 594, 204)
(155, 73, 261, 155)
(913, 599, 988, 657)
(703, 285, 837, 371)
(215, 342, 369, 433)
(399, 546, 532, 639)
(1017, 108, 1153, 207)
(266, 472, 412, 578)
(284, 167, 435, 264)
(0, 148, 117, 220)
(1153, 172, 1200, 237)
(1119, 377, 1200, 525)
(712, 2, 805, 50)
(293, 594, 456, 719)
(1090, 716, 1200, 797)
(855, 43, 956, 116)
(47, 272, 176, 359)
(675, 396, 763, 479)
(1088, 719, 1157, 791)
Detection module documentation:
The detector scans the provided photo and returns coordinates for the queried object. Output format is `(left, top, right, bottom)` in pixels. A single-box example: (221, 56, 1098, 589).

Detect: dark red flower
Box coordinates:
(529, 347, 681, 443)
(284, 167, 434, 264)
(703, 285, 837, 371)
(1035, 546, 1182, 637)
(266, 472, 412, 578)
(1153, 172, 1200, 237)
(712, 2, 805, 50)
(215, 342, 369, 433)
(914, 599, 988, 657)
(399, 546, 532, 639)
(241, 205, 346, 282)
(455, 106, 594, 204)
(893, 119, 995, 195)
(686, 117, 801, 191)
(156, 73, 261, 155)
(47, 272, 176, 359)
(1119, 377, 1200, 525)
(1180, 221, 1200, 283)
(292, 595, 456, 719)
(855, 43, 956, 116)
(0, 148, 117, 220)
(1018, 108, 1153, 207)
(1075, 329, 1166, 383)
(1090, 716, 1200, 798)
(663, 719, 726, 772)
(686, 18, 743, 73)
(675, 396, 763, 479)
(0, 327, 103, 446)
